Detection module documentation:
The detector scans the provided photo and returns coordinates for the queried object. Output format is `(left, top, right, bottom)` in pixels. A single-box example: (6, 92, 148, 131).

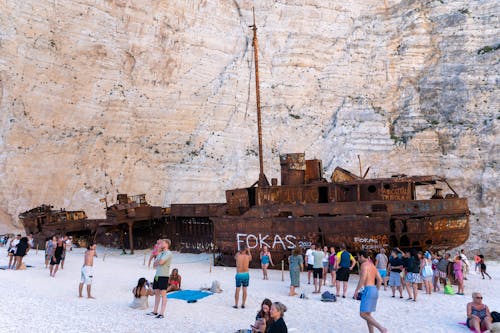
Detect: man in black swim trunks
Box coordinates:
(335, 244, 356, 298)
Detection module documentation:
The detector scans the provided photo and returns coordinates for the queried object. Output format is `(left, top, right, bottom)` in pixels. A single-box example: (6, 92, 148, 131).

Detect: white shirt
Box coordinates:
(305, 249, 315, 265)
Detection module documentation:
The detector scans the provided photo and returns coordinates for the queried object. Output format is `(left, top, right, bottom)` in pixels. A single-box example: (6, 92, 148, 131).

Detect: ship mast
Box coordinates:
(250, 9, 269, 187)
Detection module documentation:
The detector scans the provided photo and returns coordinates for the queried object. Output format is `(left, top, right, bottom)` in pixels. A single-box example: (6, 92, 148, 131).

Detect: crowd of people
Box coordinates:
(4, 234, 497, 332)
(247, 244, 496, 333)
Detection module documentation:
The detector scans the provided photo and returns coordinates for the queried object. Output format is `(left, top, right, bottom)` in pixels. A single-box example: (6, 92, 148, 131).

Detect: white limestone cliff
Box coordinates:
(0, 1, 498, 253)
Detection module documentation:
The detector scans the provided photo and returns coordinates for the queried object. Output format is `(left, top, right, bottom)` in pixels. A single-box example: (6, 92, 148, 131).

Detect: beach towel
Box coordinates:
(168, 290, 212, 302)
(458, 322, 487, 332)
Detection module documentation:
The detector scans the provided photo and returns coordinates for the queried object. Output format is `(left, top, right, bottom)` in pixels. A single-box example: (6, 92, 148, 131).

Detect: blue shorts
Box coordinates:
(377, 269, 387, 278)
(388, 271, 401, 287)
(360, 286, 378, 313)
(235, 272, 250, 288)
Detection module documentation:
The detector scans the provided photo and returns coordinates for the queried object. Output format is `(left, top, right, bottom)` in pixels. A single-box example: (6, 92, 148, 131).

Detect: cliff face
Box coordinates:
(0, 1, 498, 253)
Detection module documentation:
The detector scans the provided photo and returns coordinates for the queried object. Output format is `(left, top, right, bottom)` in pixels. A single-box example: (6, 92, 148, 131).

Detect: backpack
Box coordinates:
(491, 311, 500, 323)
(321, 291, 336, 302)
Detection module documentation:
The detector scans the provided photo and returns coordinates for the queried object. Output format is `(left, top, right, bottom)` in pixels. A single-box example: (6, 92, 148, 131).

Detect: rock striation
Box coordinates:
(0, 1, 498, 253)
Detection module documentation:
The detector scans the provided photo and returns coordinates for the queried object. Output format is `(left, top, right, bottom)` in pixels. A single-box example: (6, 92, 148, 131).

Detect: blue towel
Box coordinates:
(167, 290, 212, 302)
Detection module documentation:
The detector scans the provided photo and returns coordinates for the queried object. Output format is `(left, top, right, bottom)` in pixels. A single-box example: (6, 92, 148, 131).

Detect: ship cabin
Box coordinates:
(225, 153, 457, 216)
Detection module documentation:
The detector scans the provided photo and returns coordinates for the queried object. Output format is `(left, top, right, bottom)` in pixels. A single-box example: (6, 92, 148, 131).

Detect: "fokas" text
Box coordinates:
(236, 233, 297, 251)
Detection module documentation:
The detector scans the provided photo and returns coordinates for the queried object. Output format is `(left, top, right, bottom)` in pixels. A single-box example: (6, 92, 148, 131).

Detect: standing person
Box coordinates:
(304, 244, 316, 284)
(321, 246, 329, 286)
(437, 252, 451, 287)
(466, 292, 493, 333)
(479, 255, 492, 280)
(420, 251, 433, 294)
(387, 249, 404, 298)
(312, 244, 324, 294)
(149, 239, 173, 319)
(49, 238, 65, 277)
(14, 237, 30, 270)
(27, 233, 34, 249)
(335, 244, 357, 298)
(260, 245, 274, 280)
(233, 245, 252, 309)
(7, 234, 21, 269)
(453, 255, 464, 295)
(403, 249, 421, 301)
(374, 248, 388, 291)
(60, 236, 68, 269)
(432, 252, 441, 292)
(354, 250, 387, 333)
(267, 302, 288, 333)
(66, 236, 73, 252)
(474, 253, 482, 273)
(460, 249, 470, 280)
(288, 247, 303, 296)
(328, 246, 337, 287)
(79, 244, 97, 299)
(45, 236, 56, 268)
(148, 239, 161, 269)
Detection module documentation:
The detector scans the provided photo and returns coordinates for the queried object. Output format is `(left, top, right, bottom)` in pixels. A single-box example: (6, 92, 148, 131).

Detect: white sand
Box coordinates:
(1, 247, 498, 333)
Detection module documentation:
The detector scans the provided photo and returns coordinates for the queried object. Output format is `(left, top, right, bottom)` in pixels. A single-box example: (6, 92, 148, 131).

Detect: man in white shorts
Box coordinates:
(79, 244, 96, 299)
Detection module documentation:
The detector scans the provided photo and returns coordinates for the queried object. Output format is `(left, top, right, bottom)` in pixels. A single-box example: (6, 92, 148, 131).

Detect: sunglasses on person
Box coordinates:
(475, 296, 483, 299)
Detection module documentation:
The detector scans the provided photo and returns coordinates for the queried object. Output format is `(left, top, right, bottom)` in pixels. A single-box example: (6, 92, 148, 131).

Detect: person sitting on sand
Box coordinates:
(252, 298, 272, 333)
(129, 277, 154, 310)
(166, 268, 182, 293)
(267, 302, 288, 333)
(466, 292, 492, 333)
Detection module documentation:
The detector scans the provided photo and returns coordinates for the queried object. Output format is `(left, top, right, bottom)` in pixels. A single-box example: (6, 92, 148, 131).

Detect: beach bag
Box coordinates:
(422, 265, 433, 278)
(321, 291, 336, 302)
(444, 284, 455, 295)
(491, 311, 500, 323)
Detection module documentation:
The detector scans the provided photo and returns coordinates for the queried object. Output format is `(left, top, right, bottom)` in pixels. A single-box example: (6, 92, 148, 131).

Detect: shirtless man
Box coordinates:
(354, 250, 387, 333)
(234, 246, 252, 309)
(79, 244, 97, 299)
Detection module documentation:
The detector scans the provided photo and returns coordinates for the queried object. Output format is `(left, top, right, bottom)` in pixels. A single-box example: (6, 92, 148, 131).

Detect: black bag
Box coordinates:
(491, 311, 500, 323)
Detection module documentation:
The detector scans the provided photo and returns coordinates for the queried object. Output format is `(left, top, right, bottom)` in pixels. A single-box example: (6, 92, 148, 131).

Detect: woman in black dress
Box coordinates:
(49, 238, 65, 277)
(14, 237, 29, 270)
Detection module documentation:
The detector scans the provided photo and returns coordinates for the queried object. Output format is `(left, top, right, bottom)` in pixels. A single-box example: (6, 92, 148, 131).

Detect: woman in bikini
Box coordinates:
(166, 268, 182, 293)
(260, 246, 274, 280)
(466, 292, 492, 333)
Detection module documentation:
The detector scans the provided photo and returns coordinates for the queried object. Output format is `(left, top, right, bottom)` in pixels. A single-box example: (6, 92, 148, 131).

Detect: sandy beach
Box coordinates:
(1, 247, 498, 333)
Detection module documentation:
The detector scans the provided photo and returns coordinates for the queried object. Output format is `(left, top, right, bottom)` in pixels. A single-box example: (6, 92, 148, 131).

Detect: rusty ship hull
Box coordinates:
(169, 160, 470, 267)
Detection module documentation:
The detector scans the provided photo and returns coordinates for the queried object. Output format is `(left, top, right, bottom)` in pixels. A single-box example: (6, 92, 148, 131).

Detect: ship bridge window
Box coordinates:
(368, 185, 377, 193)
(318, 187, 328, 203)
(383, 184, 391, 190)
(278, 211, 293, 217)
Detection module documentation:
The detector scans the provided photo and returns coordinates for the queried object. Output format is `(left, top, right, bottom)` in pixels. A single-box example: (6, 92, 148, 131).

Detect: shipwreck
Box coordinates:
(18, 13, 469, 266)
